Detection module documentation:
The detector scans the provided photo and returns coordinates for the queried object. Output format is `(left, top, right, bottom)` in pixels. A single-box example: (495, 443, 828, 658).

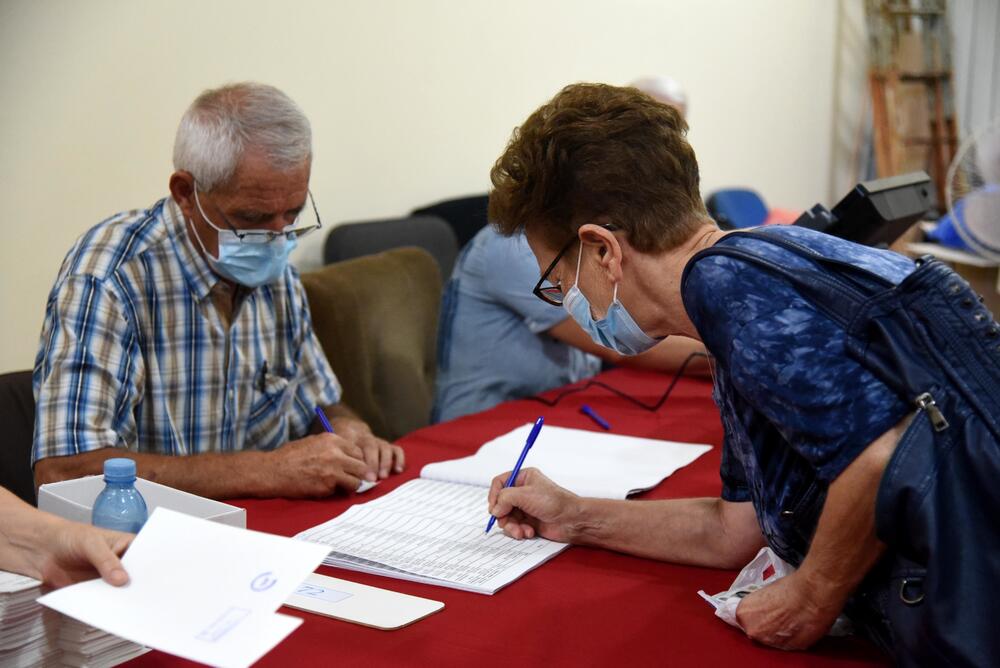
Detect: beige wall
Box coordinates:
(0, 0, 837, 373)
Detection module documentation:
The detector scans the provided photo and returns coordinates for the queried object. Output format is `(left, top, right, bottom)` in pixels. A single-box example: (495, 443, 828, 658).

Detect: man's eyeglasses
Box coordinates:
(194, 186, 324, 244)
(532, 223, 619, 307)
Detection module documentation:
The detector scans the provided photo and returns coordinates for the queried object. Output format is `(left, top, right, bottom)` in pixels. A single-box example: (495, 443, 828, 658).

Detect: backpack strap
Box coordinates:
(686, 228, 892, 328)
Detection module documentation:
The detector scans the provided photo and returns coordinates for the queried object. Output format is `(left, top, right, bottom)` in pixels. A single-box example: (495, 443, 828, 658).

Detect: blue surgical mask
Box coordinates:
(190, 190, 297, 288)
(562, 244, 660, 356)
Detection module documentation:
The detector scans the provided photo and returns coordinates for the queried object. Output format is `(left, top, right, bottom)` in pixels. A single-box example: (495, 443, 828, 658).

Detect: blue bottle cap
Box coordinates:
(103, 458, 137, 483)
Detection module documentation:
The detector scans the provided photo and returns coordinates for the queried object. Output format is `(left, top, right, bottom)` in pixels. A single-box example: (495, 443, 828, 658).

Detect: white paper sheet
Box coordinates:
(421, 423, 712, 499)
(38, 508, 330, 668)
(296, 478, 568, 594)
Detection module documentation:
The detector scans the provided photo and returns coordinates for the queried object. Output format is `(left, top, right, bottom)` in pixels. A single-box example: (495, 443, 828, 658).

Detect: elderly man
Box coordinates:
(33, 83, 404, 498)
(485, 83, 999, 665)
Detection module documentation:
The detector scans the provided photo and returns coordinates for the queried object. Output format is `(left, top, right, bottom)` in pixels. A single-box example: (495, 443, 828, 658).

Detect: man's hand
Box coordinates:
(487, 468, 581, 542)
(329, 417, 405, 481)
(35, 516, 133, 589)
(269, 433, 372, 497)
(735, 571, 842, 651)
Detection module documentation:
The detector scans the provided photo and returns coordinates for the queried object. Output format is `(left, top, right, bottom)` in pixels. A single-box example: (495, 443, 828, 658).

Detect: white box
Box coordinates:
(38, 476, 246, 528)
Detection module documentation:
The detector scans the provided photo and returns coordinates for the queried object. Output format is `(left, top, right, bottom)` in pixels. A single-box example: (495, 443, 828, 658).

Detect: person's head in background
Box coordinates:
(629, 75, 687, 119)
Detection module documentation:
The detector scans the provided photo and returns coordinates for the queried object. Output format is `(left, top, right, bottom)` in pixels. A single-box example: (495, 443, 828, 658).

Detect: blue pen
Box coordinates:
(580, 404, 611, 430)
(316, 406, 378, 491)
(315, 406, 335, 433)
(485, 416, 545, 534)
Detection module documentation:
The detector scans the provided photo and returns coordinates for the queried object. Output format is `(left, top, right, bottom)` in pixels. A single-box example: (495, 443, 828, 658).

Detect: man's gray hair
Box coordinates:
(173, 82, 312, 191)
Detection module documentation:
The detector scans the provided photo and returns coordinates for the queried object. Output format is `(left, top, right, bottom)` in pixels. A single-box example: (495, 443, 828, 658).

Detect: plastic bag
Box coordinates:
(697, 547, 853, 636)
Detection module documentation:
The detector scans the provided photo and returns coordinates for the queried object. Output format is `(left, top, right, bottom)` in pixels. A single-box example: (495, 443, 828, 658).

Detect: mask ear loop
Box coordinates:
(579, 239, 622, 312)
(573, 240, 584, 286)
(187, 209, 215, 260)
(188, 188, 228, 261)
(192, 188, 226, 234)
(606, 232, 621, 305)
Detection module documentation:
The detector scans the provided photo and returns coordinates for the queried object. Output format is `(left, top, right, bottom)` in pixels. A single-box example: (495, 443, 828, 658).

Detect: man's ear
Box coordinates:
(169, 171, 196, 220)
(578, 223, 624, 283)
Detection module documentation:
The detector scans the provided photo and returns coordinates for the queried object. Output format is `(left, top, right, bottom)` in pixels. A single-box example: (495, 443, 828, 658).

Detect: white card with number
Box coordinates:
(285, 573, 443, 630)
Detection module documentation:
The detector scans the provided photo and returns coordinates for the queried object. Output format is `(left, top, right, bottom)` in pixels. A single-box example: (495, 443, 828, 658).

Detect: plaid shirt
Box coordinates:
(32, 197, 340, 465)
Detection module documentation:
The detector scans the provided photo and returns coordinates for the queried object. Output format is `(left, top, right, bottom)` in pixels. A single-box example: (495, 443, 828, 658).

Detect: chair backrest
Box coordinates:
(412, 194, 489, 249)
(301, 248, 442, 441)
(323, 215, 458, 280)
(705, 188, 769, 230)
(0, 370, 37, 504)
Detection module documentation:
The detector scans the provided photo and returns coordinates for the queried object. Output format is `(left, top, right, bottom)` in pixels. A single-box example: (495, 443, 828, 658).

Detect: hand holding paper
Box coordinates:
(38, 508, 330, 668)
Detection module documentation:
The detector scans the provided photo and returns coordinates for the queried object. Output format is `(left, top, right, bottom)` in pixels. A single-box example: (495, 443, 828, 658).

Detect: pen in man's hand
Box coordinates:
(258, 360, 268, 393)
(485, 416, 545, 534)
(315, 405, 379, 492)
(314, 406, 335, 433)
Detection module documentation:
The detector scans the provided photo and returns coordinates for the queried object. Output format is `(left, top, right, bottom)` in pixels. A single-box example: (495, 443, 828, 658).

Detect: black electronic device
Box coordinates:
(793, 171, 933, 247)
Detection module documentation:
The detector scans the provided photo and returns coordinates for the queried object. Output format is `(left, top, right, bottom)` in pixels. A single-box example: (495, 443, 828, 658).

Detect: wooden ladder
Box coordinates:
(866, 0, 958, 210)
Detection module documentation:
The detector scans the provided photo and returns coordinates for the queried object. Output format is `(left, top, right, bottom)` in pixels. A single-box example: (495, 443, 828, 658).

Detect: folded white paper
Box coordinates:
(39, 507, 330, 668)
(422, 423, 712, 499)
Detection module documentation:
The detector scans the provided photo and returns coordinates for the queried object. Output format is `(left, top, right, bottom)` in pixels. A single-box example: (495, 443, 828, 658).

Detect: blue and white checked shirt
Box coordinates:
(32, 197, 340, 465)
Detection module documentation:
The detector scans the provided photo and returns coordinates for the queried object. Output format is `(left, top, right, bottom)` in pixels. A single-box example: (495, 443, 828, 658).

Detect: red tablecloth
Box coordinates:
(131, 368, 888, 667)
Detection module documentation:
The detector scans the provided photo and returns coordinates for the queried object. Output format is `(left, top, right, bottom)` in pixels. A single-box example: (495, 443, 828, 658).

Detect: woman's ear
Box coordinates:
(578, 223, 624, 283)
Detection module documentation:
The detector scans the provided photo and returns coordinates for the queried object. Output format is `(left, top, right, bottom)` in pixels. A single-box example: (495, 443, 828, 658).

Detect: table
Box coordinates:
(131, 368, 888, 667)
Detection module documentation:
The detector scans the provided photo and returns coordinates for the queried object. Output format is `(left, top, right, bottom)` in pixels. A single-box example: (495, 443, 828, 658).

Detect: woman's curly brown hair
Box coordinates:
(489, 83, 708, 252)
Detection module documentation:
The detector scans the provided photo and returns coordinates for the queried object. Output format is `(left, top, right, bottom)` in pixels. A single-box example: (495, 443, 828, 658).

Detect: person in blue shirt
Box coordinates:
(432, 225, 706, 422)
(483, 83, 999, 665)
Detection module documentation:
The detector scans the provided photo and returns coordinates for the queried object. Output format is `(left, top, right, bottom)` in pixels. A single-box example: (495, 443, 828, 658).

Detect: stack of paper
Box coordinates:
(58, 618, 147, 667)
(0, 570, 145, 667)
(0, 572, 60, 667)
(296, 424, 712, 594)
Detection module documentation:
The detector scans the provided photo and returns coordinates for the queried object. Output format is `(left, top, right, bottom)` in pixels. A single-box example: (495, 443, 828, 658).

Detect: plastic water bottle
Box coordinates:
(91, 458, 148, 533)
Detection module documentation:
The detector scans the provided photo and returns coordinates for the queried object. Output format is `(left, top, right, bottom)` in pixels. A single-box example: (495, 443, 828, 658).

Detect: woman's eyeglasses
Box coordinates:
(531, 223, 619, 306)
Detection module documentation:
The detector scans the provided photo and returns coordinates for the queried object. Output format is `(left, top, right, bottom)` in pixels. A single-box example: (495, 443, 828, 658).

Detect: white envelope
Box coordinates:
(39, 508, 330, 668)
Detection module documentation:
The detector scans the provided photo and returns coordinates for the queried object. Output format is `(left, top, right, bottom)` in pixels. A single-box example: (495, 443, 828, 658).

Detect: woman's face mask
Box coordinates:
(561, 243, 660, 356)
